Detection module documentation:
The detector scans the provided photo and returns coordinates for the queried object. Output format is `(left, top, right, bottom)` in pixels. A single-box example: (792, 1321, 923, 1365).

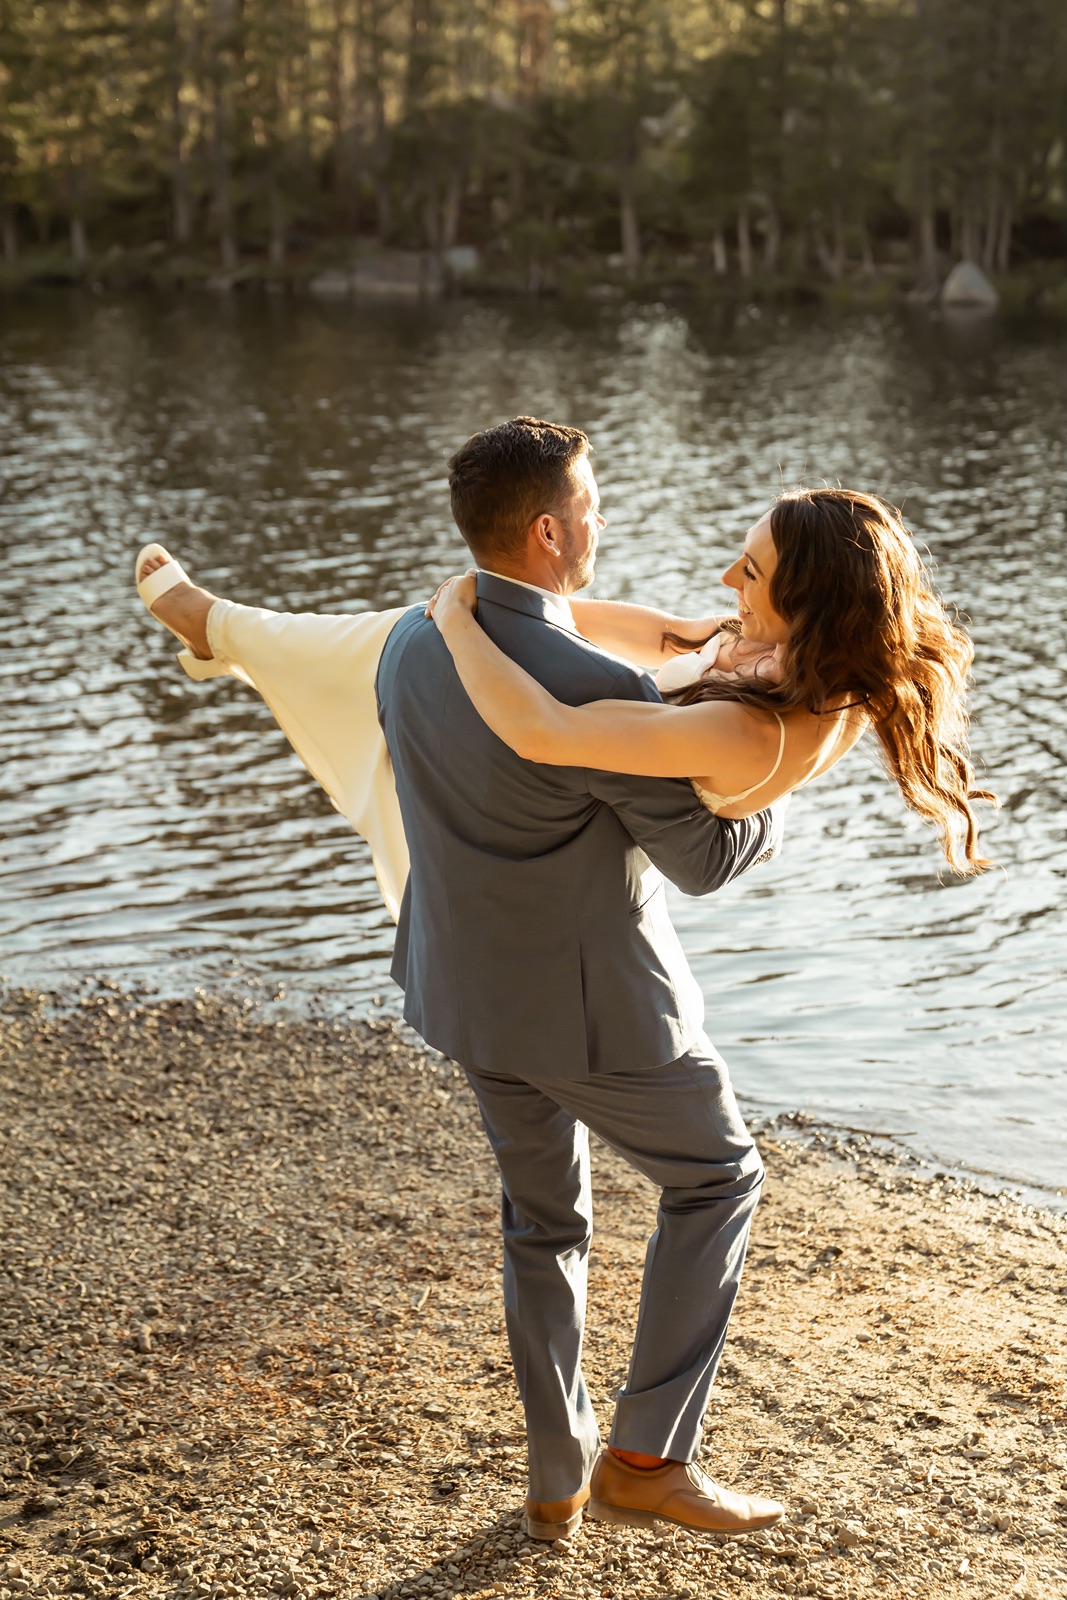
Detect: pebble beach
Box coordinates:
(1, 983, 1064, 1600)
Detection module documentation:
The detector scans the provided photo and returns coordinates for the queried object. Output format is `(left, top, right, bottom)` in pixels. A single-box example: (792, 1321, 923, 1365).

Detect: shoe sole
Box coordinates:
(522, 1509, 584, 1540)
(587, 1498, 783, 1537)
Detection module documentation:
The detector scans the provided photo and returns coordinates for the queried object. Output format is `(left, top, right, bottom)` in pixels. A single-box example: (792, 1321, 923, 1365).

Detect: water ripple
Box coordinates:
(1, 293, 1064, 1195)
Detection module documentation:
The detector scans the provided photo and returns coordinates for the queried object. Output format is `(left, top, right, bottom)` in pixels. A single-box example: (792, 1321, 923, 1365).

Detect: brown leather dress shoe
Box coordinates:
(588, 1451, 784, 1534)
(523, 1483, 591, 1540)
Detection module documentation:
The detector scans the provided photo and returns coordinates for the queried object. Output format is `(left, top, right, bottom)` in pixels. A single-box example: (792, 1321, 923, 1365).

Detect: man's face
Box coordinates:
(558, 455, 605, 594)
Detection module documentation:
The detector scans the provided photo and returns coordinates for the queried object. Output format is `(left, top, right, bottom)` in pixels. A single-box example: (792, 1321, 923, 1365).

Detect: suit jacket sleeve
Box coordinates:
(584, 664, 787, 897)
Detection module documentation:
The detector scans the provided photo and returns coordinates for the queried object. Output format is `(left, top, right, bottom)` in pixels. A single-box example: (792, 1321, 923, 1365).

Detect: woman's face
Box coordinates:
(722, 513, 790, 645)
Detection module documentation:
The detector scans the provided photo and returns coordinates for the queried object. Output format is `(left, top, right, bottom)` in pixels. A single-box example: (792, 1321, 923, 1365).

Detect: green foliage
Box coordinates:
(0, 0, 1062, 277)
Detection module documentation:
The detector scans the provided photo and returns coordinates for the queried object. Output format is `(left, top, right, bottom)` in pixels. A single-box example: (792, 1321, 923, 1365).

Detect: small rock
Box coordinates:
(837, 1522, 868, 1548)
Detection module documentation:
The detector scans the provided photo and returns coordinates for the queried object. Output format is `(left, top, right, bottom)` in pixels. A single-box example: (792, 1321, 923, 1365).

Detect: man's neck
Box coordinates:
(480, 561, 568, 597)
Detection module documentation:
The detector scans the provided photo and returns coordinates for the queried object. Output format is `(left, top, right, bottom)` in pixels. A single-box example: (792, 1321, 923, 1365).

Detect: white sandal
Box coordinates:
(134, 542, 228, 680)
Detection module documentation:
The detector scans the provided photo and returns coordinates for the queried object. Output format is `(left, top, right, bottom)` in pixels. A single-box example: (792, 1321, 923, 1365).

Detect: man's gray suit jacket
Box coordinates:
(375, 571, 782, 1082)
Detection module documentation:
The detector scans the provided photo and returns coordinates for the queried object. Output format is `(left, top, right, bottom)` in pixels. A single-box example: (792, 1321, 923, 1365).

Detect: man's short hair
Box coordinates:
(447, 416, 589, 561)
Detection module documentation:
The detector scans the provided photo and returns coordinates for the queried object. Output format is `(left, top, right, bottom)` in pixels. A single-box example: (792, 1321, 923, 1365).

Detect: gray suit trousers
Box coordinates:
(464, 1033, 763, 1504)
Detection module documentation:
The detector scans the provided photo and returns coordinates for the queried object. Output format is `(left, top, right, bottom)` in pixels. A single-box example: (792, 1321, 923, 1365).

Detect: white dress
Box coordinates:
(178, 600, 411, 922)
(654, 637, 786, 814)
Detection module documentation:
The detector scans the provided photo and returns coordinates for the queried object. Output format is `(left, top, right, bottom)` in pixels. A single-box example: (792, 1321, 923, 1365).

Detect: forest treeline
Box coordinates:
(1, 1, 1064, 284)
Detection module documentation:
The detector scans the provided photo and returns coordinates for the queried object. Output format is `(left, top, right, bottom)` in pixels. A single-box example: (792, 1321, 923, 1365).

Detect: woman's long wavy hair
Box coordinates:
(664, 488, 996, 874)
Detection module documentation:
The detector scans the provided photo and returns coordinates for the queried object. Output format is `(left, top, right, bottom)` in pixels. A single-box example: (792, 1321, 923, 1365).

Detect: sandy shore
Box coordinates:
(0, 983, 1063, 1600)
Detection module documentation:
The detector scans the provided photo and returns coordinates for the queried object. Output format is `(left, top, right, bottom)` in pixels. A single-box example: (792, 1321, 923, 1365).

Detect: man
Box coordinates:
(376, 417, 786, 1539)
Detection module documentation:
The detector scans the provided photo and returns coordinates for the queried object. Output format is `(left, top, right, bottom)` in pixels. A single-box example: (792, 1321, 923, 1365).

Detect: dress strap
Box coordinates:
(699, 713, 787, 810)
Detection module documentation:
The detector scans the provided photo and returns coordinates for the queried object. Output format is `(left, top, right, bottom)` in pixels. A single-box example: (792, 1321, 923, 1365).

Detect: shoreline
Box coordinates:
(738, 1107, 1067, 1221)
(1, 983, 1064, 1600)
(13, 972, 1063, 1217)
(1, 254, 1065, 318)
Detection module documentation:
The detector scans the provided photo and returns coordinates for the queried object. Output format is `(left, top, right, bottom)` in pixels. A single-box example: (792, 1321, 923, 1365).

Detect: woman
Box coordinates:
(425, 488, 993, 873)
(135, 486, 992, 912)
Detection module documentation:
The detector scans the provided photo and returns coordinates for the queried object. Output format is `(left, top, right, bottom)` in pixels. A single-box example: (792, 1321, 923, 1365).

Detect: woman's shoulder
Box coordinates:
(681, 695, 787, 750)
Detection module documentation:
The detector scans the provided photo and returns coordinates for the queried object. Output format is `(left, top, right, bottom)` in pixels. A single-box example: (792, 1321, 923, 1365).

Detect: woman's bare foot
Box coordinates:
(137, 550, 217, 660)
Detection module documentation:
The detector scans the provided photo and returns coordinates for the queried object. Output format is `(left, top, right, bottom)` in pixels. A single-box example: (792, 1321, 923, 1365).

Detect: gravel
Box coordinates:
(1, 981, 1064, 1600)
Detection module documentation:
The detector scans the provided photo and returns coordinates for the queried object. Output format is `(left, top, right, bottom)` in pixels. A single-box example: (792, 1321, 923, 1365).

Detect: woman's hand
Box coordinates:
(663, 613, 727, 655)
(427, 571, 478, 633)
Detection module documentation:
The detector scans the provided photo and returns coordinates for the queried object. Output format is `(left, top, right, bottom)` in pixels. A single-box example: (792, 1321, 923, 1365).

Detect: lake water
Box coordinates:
(1, 291, 1064, 1202)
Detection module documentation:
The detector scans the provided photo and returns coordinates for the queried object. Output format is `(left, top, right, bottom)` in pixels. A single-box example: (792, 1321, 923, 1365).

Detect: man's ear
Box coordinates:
(532, 512, 563, 557)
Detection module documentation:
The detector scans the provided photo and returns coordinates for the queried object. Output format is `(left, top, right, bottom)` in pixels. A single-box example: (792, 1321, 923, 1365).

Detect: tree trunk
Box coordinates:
(761, 201, 781, 274)
(508, 148, 524, 222)
(211, 0, 238, 271)
(981, 193, 998, 273)
(831, 202, 845, 281)
(365, 0, 391, 242)
(768, 0, 789, 275)
(422, 190, 439, 251)
(737, 203, 752, 278)
(330, 0, 346, 196)
(860, 227, 875, 276)
(344, 102, 361, 235)
(265, 7, 291, 267)
(984, 11, 1010, 277)
(71, 212, 88, 262)
(331, 0, 360, 227)
(711, 225, 727, 276)
(441, 168, 461, 249)
(982, 121, 1005, 273)
(995, 200, 1013, 273)
(269, 175, 286, 265)
(913, 0, 939, 283)
(918, 200, 937, 279)
(171, 0, 192, 245)
(213, 143, 237, 270)
(405, 0, 436, 113)
(619, 171, 640, 276)
(374, 147, 391, 241)
(173, 149, 192, 246)
(68, 165, 88, 261)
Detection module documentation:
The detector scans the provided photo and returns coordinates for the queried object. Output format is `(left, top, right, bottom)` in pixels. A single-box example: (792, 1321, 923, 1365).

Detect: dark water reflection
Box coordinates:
(1, 292, 1064, 1197)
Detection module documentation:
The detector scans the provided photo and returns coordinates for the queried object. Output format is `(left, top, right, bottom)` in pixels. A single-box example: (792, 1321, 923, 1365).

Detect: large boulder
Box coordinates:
(443, 245, 480, 277)
(352, 251, 442, 298)
(941, 260, 999, 308)
(308, 270, 353, 297)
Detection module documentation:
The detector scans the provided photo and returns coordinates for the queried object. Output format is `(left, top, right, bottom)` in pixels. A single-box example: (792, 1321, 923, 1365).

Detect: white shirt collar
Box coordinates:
(479, 569, 576, 631)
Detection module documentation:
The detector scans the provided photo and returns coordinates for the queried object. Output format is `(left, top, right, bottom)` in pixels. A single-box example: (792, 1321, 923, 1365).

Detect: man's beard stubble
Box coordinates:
(560, 521, 595, 594)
